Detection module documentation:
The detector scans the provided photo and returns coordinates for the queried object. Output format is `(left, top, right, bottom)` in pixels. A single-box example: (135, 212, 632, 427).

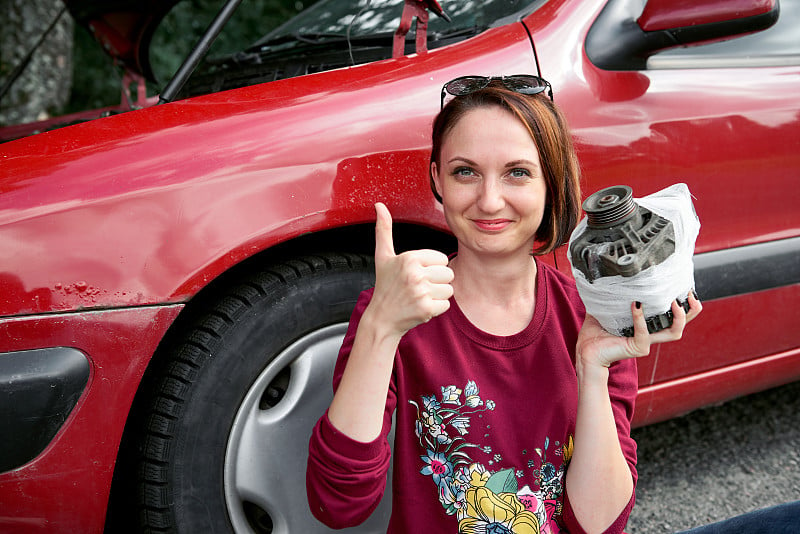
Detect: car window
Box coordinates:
(647, 0, 800, 69)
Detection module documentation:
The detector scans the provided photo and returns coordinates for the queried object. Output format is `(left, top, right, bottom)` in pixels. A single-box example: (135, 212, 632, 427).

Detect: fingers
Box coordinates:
(579, 294, 702, 368)
(413, 249, 453, 273)
(646, 291, 703, 343)
(374, 250, 454, 333)
(422, 292, 452, 319)
(685, 290, 703, 322)
(374, 202, 396, 263)
(371, 202, 454, 335)
(627, 301, 652, 356)
(423, 263, 455, 284)
(398, 251, 454, 303)
(665, 291, 702, 334)
(669, 298, 688, 332)
(425, 265, 455, 301)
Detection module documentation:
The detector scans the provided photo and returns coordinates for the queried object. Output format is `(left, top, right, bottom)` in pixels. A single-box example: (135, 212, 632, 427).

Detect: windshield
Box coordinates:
(172, 0, 543, 100)
(254, 0, 537, 46)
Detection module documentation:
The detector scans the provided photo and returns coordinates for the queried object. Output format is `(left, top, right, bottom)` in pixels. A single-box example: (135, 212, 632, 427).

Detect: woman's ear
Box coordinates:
(430, 161, 443, 199)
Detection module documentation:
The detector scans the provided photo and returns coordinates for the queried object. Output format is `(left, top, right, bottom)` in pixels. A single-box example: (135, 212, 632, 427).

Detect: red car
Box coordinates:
(1, 0, 798, 532)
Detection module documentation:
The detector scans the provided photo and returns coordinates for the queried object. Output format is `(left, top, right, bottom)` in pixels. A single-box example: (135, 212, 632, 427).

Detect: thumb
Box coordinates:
(374, 202, 396, 261)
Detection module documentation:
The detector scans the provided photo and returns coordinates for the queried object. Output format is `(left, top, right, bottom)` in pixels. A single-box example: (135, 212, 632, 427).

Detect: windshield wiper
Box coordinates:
(247, 23, 480, 55)
(292, 31, 349, 44)
(249, 32, 348, 52)
(207, 23, 483, 70)
(429, 25, 486, 41)
(238, 32, 393, 58)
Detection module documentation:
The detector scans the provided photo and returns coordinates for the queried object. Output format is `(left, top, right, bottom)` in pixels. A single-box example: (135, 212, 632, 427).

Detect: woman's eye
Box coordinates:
(508, 168, 531, 180)
(452, 167, 476, 178)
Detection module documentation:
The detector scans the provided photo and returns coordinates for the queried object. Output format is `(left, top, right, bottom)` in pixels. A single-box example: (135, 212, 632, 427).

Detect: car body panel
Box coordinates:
(638, 0, 777, 31)
(528, 0, 800, 393)
(0, 305, 182, 534)
(0, 23, 535, 318)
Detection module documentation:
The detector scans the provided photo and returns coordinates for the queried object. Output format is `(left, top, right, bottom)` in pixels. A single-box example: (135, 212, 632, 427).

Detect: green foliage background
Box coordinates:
(67, 0, 304, 113)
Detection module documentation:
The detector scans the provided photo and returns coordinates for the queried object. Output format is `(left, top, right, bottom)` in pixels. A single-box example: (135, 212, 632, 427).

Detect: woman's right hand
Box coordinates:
(369, 202, 454, 338)
(327, 203, 452, 441)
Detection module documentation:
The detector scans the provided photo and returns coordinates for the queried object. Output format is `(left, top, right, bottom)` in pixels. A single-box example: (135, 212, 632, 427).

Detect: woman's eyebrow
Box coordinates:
(444, 158, 541, 168)
(446, 156, 478, 165)
(505, 159, 539, 168)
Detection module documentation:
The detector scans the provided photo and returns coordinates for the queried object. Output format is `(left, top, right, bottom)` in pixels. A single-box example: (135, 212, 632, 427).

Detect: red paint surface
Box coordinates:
(0, 306, 182, 533)
(638, 0, 776, 31)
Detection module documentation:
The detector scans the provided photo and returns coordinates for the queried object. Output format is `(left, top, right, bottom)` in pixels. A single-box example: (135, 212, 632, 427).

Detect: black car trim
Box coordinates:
(0, 347, 90, 473)
(694, 236, 800, 301)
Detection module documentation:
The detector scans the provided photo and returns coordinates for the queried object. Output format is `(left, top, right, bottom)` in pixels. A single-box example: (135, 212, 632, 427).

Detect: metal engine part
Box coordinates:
(619, 298, 691, 337)
(569, 185, 676, 281)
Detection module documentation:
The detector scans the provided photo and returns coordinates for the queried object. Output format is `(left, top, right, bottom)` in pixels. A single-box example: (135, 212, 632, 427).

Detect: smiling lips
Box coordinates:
(472, 219, 512, 231)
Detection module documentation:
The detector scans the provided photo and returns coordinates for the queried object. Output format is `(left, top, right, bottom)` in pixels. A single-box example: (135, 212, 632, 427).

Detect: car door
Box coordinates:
(527, 0, 800, 424)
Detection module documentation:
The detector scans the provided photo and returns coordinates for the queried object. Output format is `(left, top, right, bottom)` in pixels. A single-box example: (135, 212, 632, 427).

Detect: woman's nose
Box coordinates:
(477, 177, 505, 213)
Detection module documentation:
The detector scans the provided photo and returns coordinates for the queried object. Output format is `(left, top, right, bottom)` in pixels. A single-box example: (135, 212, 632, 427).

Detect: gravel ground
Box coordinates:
(627, 380, 800, 533)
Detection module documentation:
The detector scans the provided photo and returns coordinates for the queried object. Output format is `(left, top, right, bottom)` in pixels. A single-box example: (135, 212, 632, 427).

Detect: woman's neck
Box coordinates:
(449, 250, 538, 335)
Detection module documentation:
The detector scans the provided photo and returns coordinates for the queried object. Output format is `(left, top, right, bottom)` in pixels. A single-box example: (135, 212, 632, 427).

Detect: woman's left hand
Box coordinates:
(577, 291, 702, 369)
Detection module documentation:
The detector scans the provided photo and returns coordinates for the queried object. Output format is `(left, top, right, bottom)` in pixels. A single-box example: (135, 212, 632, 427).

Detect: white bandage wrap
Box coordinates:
(568, 183, 700, 335)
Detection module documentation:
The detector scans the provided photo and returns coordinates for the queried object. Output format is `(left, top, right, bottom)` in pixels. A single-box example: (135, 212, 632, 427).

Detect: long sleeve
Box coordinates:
(306, 290, 397, 529)
(561, 357, 639, 534)
(306, 411, 392, 528)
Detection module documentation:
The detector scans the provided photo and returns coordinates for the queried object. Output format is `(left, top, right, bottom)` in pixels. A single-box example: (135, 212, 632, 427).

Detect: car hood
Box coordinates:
(63, 0, 180, 81)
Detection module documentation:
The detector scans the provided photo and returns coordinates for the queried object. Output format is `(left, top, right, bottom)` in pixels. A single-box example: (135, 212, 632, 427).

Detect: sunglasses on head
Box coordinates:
(440, 74, 553, 108)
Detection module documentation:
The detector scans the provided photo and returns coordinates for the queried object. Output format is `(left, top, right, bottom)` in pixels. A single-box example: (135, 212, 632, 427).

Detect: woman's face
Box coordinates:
(431, 105, 547, 259)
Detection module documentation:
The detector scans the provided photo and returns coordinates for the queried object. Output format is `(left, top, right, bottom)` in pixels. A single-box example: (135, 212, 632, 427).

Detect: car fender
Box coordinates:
(0, 21, 538, 319)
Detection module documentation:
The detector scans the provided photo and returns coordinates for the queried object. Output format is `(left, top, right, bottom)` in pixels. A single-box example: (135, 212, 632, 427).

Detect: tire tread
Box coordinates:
(133, 252, 374, 532)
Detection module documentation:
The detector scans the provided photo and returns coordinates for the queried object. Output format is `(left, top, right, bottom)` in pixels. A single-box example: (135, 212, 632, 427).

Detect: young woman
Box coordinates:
(306, 75, 701, 534)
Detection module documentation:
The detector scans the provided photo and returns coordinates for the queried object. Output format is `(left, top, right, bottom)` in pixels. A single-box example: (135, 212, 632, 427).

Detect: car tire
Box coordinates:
(133, 253, 390, 533)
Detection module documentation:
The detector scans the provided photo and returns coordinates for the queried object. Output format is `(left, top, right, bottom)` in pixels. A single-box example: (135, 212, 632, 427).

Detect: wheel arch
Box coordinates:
(151, 220, 454, 372)
(104, 221, 453, 529)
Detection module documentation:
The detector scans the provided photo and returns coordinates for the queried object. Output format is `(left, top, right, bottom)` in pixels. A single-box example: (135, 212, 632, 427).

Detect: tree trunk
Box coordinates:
(0, 0, 73, 126)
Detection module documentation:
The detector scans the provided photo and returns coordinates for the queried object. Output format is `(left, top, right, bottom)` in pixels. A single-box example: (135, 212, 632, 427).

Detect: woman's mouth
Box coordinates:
(473, 219, 512, 231)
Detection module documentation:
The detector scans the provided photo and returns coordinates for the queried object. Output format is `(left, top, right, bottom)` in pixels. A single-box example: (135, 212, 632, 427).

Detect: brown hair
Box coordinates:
(430, 81, 582, 255)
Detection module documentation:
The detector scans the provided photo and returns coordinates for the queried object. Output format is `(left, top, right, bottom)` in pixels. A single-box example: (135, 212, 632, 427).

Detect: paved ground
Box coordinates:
(626, 380, 800, 533)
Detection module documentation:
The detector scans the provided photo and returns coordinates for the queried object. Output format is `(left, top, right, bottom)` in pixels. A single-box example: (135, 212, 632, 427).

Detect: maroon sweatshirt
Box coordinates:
(307, 260, 638, 533)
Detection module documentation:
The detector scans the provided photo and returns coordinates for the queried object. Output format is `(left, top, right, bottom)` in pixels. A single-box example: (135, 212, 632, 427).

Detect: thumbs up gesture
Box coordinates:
(370, 202, 454, 337)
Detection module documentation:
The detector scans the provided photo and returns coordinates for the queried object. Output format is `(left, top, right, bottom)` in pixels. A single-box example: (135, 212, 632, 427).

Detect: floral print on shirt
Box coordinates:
(410, 380, 573, 534)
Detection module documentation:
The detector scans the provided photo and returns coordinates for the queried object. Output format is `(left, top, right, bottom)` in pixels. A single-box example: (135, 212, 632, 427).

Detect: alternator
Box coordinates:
(569, 185, 676, 281)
